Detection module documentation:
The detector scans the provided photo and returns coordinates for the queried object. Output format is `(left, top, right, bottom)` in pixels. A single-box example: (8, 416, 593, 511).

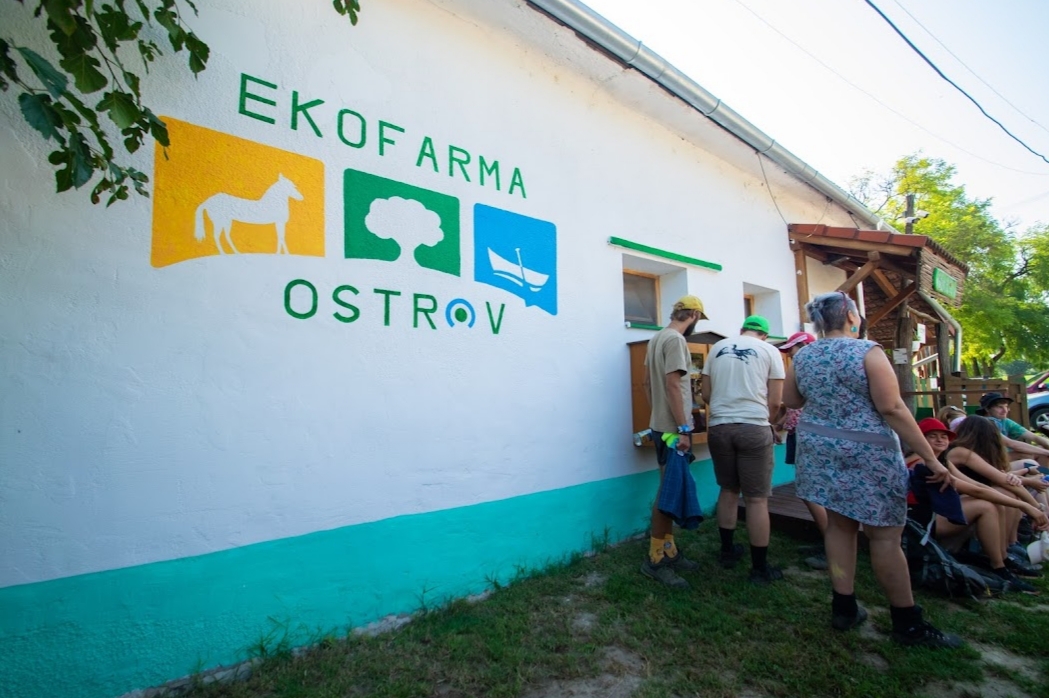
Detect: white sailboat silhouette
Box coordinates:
(488, 247, 549, 291)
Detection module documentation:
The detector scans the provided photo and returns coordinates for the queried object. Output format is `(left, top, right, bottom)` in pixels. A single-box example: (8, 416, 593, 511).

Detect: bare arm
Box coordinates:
(864, 347, 948, 479)
(947, 463, 1048, 525)
(1019, 428, 1049, 450)
(1002, 435, 1049, 457)
(700, 374, 711, 405)
(665, 370, 691, 449)
(767, 378, 783, 424)
(782, 365, 805, 409)
(947, 448, 1016, 488)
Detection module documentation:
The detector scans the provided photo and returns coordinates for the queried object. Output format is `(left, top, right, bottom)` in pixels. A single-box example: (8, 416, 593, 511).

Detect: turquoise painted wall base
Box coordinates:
(1, 453, 794, 698)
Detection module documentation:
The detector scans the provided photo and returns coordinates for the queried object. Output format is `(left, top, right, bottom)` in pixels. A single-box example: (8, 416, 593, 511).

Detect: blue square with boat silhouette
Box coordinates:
(473, 204, 557, 316)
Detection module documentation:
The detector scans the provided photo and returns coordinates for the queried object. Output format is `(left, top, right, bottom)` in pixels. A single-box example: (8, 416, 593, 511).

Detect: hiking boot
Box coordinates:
(892, 620, 964, 649)
(665, 550, 700, 572)
(640, 558, 689, 589)
(717, 543, 746, 569)
(832, 604, 868, 631)
(1017, 517, 1035, 544)
(748, 565, 784, 585)
(1005, 554, 1043, 579)
(804, 552, 828, 571)
(994, 567, 1040, 595)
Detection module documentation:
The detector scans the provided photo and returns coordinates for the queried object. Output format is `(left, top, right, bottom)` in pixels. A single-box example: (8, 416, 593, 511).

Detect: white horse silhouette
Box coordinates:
(194, 174, 303, 255)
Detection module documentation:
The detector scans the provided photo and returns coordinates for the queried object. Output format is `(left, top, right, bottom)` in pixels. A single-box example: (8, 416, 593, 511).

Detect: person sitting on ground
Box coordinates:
(772, 331, 827, 570)
(784, 291, 961, 648)
(938, 405, 967, 431)
(979, 392, 1049, 468)
(942, 404, 1048, 490)
(905, 419, 1046, 594)
(945, 416, 1046, 573)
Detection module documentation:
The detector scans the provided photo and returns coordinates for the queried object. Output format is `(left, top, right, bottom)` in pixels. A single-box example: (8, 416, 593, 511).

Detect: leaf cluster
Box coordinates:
(1, 0, 209, 205)
(331, 0, 361, 25)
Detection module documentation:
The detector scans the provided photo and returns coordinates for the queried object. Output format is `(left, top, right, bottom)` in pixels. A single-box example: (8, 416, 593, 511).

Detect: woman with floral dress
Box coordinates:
(783, 291, 962, 648)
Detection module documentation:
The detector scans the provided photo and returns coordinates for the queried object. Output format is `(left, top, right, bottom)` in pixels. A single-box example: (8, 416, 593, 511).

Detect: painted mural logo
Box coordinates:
(474, 204, 557, 316)
(151, 97, 560, 331)
(343, 170, 460, 276)
(151, 118, 324, 268)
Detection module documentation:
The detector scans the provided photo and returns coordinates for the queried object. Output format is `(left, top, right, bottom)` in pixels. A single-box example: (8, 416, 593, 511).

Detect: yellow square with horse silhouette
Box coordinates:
(151, 117, 324, 267)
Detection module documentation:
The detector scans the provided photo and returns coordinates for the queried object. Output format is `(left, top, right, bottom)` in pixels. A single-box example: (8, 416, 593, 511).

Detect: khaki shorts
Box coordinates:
(708, 423, 775, 498)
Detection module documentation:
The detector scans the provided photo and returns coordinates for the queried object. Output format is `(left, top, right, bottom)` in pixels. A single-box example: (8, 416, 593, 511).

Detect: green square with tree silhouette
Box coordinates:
(343, 169, 460, 276)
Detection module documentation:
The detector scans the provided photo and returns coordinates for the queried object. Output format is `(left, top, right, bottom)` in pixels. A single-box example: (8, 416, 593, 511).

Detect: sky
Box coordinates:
(583, 0, 1049, 232)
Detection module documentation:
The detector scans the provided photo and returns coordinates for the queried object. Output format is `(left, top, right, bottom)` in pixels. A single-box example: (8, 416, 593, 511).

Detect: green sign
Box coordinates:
(932, 268, 958, 299)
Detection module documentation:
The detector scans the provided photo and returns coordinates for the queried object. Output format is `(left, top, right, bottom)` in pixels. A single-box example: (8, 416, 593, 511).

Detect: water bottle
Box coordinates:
(632, 429, 652, 447)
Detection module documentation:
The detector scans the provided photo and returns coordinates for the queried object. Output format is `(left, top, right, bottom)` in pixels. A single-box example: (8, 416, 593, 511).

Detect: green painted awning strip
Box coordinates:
(609, 237, 722, 272)
(626, 322, 662, 331)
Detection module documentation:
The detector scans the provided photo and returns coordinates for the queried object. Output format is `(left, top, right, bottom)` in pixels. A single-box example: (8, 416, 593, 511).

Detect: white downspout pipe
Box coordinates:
(526, 0, 894, 232)
(918, 291, 962, 373)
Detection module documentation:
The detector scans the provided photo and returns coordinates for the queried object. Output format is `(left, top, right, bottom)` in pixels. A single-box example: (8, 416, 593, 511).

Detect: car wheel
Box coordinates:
(1032, 407, 1049, 436)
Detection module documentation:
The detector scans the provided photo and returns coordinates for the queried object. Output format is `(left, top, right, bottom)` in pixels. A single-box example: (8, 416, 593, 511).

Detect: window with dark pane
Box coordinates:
(623, 272, 659, 325)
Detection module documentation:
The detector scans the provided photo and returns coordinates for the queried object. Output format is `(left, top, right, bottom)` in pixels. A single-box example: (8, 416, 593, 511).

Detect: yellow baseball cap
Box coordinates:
(673, 295, 708, 319)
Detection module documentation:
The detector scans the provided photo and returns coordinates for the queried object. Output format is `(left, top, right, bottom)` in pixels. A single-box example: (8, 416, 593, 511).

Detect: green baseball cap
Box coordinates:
(742, 315, 770, 334)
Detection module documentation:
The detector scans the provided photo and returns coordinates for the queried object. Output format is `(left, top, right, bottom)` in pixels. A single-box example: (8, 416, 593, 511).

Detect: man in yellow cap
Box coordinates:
(640, 295, 707, 588)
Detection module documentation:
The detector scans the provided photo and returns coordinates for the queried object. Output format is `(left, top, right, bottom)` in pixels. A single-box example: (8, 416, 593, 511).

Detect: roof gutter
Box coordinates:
(526, 0, 892, 231)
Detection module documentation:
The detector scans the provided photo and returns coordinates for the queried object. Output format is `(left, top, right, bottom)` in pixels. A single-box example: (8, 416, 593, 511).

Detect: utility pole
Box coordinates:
(905, 193, 915, 235)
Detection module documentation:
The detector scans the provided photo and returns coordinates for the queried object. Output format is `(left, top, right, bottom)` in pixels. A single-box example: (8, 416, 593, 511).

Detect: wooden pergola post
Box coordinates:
(896, 302, 916, 414)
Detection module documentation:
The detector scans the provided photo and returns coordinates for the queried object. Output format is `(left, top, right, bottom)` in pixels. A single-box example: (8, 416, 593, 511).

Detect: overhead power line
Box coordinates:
(889, 0, 1049, 137)
(729, 0, 1049, 176)
(863, 0, 1049, 166)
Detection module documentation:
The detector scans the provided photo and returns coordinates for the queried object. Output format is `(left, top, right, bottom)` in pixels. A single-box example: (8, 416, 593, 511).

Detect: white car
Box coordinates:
(1030, 391, 1049, 435)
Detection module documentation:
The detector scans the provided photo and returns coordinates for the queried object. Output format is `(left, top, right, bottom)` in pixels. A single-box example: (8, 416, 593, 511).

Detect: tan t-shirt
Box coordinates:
(645, 328, 692, 433)
(702, 334, 785, 427)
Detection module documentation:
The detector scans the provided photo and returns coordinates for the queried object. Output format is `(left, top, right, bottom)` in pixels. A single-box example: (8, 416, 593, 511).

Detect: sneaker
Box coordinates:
(892, 621, 964, 649)
(640, 558, 689, 589)
(994, 568, 1041, 595)
(748, 565, 784, 585)
(665, 551, 700, 572)
(1005, 554, 1043, 578)
(717, 543, 746, 569)
(805, 552, 828, 571)
(832, 604, 868, 631)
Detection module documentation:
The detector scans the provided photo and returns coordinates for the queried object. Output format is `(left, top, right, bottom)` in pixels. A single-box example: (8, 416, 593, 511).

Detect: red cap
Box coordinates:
(779, 331, 817, 352)
(917, 417, 956, 440)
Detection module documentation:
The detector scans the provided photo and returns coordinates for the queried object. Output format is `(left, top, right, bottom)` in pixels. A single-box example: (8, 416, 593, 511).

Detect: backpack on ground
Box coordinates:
(901, 518, 1001, 599)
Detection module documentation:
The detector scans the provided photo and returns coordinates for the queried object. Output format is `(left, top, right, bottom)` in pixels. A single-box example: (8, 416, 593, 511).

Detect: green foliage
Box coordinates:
(2, 1, 362, 205)
(851, 155, 1049, 375)
(1, 0, 208, 205)
(332, 0, 361, 25)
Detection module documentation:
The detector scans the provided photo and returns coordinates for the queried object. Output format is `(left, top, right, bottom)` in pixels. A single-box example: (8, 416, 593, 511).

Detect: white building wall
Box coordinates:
(0, 0, 857, 589)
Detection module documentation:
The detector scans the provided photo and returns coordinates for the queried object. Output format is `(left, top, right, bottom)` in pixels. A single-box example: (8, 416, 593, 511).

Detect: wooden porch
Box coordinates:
(739, 482, 817, 526)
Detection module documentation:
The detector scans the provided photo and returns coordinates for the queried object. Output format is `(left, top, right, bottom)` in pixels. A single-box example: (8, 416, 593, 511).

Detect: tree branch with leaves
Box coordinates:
(850, 155, 1049, 376)
(1, 0, 361, 205)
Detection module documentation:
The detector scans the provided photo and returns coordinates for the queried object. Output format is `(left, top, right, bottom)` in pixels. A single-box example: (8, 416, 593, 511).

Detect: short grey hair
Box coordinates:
(806, 292, 857, 335)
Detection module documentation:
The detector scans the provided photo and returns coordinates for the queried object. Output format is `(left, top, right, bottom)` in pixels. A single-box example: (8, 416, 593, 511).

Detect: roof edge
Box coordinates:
(525, 0, 896, 232)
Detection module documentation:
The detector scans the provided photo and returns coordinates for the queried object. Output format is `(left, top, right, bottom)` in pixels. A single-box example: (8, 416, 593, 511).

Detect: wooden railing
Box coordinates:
(903, 377, 1030, 428)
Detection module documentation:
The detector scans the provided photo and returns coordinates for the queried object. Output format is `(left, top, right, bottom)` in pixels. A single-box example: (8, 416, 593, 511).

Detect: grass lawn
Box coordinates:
(183, 522, 1049, 698)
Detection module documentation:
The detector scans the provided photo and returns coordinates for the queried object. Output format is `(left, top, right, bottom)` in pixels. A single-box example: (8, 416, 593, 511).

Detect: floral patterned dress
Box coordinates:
(793, 338, 909, 527)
